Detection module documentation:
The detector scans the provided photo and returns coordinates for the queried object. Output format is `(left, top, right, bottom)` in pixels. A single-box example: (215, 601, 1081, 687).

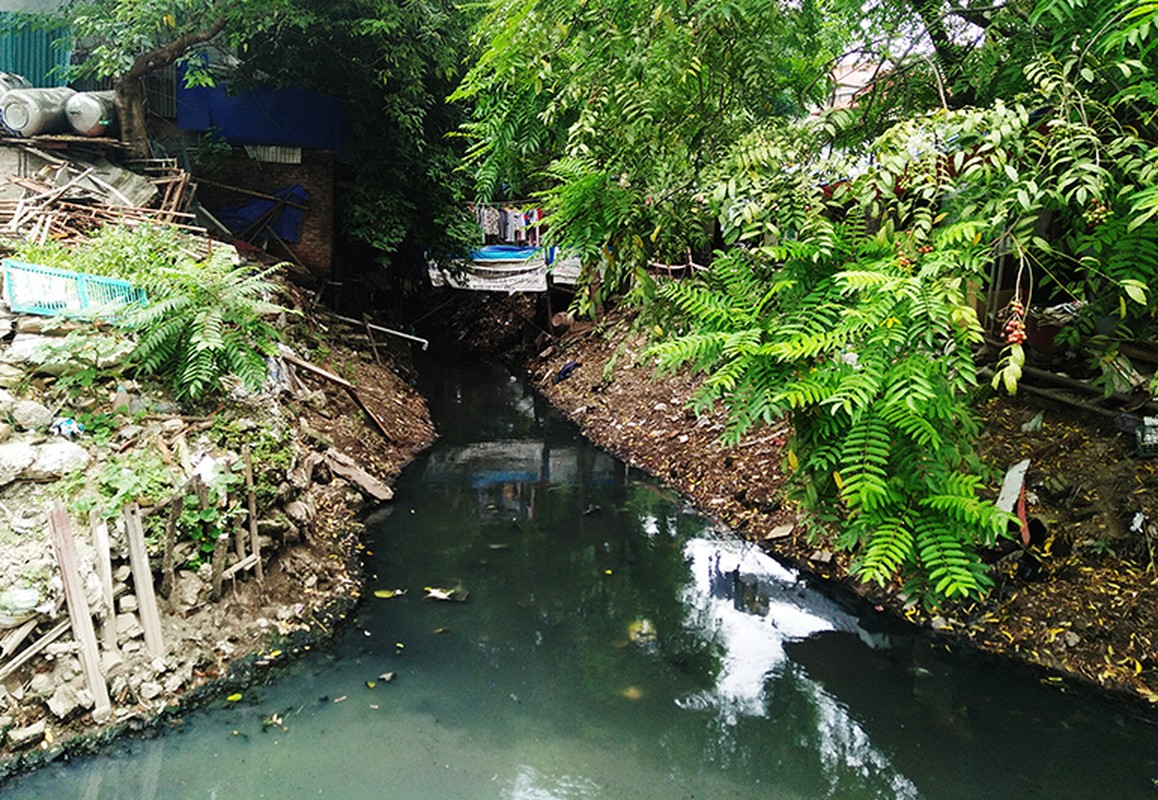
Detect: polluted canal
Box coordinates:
(5, 361, 1157, 799)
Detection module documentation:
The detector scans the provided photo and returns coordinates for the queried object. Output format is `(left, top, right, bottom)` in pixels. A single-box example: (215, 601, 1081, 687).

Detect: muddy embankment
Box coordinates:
(0, 289, 434, 779)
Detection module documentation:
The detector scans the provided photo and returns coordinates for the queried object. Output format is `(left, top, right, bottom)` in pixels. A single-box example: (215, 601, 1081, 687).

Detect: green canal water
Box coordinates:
(3, 362, 1156, 799)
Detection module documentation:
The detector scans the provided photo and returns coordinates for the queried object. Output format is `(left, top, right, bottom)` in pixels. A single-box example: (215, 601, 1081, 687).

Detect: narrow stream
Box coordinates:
(5, 361, 1157, 799)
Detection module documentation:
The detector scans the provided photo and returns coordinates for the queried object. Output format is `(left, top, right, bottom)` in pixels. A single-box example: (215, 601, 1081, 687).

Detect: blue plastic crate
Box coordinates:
(1, 258, 146, 317)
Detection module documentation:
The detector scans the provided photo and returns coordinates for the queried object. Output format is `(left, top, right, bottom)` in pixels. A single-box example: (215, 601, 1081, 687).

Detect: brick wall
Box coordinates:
(195, 149, 336, 279)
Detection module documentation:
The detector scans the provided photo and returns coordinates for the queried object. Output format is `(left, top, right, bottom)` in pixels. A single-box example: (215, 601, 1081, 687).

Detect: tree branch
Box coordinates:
(126, 14, 228, 80)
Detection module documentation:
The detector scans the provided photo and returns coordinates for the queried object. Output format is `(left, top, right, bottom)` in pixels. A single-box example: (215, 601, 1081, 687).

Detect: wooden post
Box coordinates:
(243, 444, 264, 581)
(88, 510, 120, 660)
(200, 480, 226, 601)
(160, 497, 180, 600)
(48, 506, 112, 722)
(123, 504, 165, 658)
(363, 313, 383, 366)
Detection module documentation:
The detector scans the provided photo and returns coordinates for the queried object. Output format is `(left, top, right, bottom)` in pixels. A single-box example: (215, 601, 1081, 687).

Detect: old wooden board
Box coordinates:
(48, 506, 112, 721)
(124, 504, 165, 658)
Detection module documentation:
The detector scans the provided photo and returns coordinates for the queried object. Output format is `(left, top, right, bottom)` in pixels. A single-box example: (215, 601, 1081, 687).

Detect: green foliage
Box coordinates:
(209, 415, 295, 509)
(453, 0, 854, 307)
(465, 0, 1158, 601)
(121, 252, 287, 403)
(17, 225, 291, 404)
(647, 110, 1033, 601)
(60, 450, 177, 519)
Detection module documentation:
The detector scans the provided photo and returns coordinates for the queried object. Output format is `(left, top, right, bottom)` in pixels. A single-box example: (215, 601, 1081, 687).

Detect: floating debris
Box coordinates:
(373, 588, 407, 599)
(424, 584, 468, 602)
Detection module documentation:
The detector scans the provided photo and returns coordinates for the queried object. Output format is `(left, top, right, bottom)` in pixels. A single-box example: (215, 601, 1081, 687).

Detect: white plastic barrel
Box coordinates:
(65, 90, 117, 136)
(0, 73, 32, 103)
(2, 87, 77, 136)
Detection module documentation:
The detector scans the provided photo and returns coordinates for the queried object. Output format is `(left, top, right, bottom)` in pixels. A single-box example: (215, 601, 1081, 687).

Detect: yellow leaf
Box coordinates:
(227, 693, 243, 703)
(832, 471, 843, 490)
(374, 588, 406, 599)
(787, 449, 799, 471)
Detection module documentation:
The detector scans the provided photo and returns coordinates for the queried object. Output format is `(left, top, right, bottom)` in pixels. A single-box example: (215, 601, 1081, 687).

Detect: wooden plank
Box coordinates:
(0, 617, 39, 658)
(280, 352, 392, 441)
(88, 510, 120, 658)
(281, 352, 353, 388)
(124, 504, 165, 658)
(243, 444, 263, 581)
(222, 553, 259, 581)
(48, 506, 112, 721)
(364, 313, 383, 366)
(0, 619, 69, 681)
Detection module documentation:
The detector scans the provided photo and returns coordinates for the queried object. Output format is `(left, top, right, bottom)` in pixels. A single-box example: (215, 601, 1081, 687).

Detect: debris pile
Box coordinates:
(0, 146, 199, 244)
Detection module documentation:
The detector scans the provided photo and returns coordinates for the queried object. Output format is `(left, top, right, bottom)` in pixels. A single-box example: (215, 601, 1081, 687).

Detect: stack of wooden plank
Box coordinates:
(0, 145, 206, 244)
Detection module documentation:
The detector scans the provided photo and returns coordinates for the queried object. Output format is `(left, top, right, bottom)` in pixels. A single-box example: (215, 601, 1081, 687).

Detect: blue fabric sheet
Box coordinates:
(215, 185, 309, 244)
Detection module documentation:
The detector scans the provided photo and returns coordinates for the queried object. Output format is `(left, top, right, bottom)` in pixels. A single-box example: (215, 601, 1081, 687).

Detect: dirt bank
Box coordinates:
(444, 292, 1157, 709)
(0, 290, 434, 777)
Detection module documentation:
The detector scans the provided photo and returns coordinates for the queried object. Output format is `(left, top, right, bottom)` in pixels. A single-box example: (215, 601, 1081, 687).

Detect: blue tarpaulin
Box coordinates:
(177, 70, 350, 155)
(215, 184, 309, 244)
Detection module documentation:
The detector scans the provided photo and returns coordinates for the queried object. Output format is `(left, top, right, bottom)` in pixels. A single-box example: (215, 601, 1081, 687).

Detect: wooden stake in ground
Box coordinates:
(198, 479, 227, 601)
(88, 510, 120, 661)
(243, 444, 264, 581)
(124, 504, 166, 659)
(48, 505, 112, 723)
(160, 496, 181, 600)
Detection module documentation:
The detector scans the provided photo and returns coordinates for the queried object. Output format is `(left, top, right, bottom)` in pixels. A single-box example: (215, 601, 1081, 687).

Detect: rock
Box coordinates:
(0, 364, 23, 388)
(764, 523, 794, 540)
(139, 682, 162, 700)
(159, 418, 185, 433)
(11, 399, 54, 432)
(119, 594, 139, 613)
(163, 672, 186, 695)
(299, 420, 334, 449)
(0, 440, 36, 485)
(47, 683, 82, 719)
(284, 499, 315, 526)
(101, 650, 124, 676)
(29, 673, 55, 697)
(116, 612, 143, 642)
(23, 440, 91, 479)
(0, 421, 12, 444)
(258, 514, 291, 537)
(6, 719, 46, 749)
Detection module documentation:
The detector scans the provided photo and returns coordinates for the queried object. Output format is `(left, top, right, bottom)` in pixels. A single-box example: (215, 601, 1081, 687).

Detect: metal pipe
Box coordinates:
(331, 313, 430, 351)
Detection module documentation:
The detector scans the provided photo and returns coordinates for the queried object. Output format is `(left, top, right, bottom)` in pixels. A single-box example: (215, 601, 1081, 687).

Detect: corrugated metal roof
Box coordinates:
(0, 15, 71, 87)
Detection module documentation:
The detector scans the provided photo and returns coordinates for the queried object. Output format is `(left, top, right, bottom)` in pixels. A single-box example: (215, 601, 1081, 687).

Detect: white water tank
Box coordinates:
(2, 87, 77, 136)
(65, 90, 117, 136)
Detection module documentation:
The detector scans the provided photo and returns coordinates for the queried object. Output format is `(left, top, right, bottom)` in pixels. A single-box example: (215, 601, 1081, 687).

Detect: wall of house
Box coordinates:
(195, 149, 336, 279)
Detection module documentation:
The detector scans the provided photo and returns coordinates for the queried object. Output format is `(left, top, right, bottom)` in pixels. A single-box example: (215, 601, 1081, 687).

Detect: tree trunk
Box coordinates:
(114, 14, 229, 161)
(114, 76, 151, 160)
